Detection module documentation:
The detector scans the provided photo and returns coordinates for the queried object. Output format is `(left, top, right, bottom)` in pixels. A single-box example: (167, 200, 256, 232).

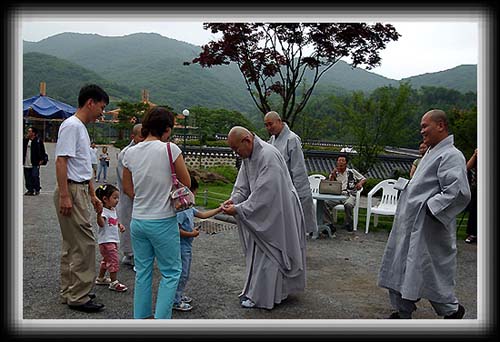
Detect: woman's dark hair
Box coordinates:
(141, 106, 175, 138)
(78, 84, 109, 108)
(95, 184, 118, 202)
(190, 174, 199, 192)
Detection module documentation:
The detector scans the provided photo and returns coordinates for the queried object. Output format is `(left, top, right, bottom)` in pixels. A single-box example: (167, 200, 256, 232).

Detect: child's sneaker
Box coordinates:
(95, 276, 112, 285)
(181, 295, 192, 304)
(173, 302, 192, 311)
(108, 280, 128, 292)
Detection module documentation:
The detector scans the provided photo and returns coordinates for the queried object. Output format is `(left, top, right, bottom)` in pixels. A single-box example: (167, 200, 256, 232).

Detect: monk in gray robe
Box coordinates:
(378, 109, 471, 319)
(116, 124, 144, 266)
(222, 126, 306, 309)
(264, 111, 318, 234)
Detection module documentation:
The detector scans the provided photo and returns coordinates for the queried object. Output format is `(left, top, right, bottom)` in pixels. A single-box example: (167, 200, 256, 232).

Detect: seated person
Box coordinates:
(323, 154, 366, 232)
(409, 141, 428, 178)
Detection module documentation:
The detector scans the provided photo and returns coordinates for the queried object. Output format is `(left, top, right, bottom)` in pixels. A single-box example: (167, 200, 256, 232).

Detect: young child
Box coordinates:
(95, 184, 128, 292)
(173, 175, 222, 311)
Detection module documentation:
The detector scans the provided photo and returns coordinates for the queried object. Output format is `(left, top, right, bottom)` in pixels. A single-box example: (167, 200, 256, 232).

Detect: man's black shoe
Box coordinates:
(388, 312, 402, 319)
(444, 304, 465, 319)
(68, 300, 105, 313)
(344, 223, 353, 232)
(24, 191, 34, 196)
(88, 292, 96, 300)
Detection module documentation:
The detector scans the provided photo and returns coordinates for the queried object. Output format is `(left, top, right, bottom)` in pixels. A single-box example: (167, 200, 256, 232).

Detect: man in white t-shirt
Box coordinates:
(54, 84, 109, 313)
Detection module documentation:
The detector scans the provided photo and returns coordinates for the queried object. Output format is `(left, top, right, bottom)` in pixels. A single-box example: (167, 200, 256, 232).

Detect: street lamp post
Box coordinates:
(182, 109, 190, 153)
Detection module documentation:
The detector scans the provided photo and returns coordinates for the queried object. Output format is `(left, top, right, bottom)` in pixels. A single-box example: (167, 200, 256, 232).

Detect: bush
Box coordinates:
(204, 166, 239, 183)
(113, 139, 130, 150)
(362, 178, 384, 196)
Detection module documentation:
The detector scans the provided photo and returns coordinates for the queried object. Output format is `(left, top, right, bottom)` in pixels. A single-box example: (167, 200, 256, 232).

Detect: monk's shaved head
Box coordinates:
(228, 126, 254, 159)
(264, 111, 285, 136)
(264, 111, 281, 121)
(132, 123, 143, 136)
(228, 126, 251, 141)
(424, 109, 448, 131)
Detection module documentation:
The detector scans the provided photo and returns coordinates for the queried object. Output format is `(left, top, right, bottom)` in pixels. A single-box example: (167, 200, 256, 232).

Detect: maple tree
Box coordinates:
(189, 23, 400, 128)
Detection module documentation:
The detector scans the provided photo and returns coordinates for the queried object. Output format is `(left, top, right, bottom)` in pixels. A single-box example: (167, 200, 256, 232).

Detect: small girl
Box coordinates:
(95, 184, 128, 292)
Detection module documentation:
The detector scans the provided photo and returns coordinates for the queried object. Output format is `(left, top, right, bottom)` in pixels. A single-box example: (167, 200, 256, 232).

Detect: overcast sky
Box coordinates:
(21, 18, 479, 80)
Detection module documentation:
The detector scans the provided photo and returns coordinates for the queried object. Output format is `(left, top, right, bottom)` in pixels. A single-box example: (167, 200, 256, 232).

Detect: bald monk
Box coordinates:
(222, 126, 307, 309)
(264, 111, 318, 235)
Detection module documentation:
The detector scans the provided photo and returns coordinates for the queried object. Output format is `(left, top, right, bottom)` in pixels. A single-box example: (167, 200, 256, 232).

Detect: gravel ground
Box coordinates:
(22, 143, 477, 321)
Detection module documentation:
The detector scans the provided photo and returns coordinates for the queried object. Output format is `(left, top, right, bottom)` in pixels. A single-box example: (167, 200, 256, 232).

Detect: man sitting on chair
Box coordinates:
(323, 154, 366, 232)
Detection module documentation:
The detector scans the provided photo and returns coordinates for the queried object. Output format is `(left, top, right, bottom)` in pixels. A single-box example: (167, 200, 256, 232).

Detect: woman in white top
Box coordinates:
(122, 106, 190, 319)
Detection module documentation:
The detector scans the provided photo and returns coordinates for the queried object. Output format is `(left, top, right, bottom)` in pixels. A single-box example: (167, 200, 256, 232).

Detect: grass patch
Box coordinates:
(196, 181, 234, 209)
(195, 179, 472, 241)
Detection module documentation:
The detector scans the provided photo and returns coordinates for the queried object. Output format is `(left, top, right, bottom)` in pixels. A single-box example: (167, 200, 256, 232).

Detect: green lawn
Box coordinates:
(196, 182, 471, 241)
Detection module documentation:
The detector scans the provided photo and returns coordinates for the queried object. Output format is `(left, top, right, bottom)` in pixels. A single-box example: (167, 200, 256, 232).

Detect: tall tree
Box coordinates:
(189, 23, 400, 129)
(342, 84, 413, 174)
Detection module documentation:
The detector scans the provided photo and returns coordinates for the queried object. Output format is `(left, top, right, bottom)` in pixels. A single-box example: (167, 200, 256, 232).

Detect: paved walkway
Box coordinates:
(20, 143, 479, 330)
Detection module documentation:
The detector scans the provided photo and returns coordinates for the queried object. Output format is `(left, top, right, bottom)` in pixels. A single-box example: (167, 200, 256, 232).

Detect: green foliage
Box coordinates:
(447, 107, 477, 158)
(23, 52, 136, 108)
(187, 106, 256, 142)
(113, 139, 130, 150)
(361, 178, 383, 196)
(403, 65, 477, 94)
(197, 181, 233, 209)
(342, 84, 413, 173)
(192, 23, 401, 127)
(203, 166, 239, 183)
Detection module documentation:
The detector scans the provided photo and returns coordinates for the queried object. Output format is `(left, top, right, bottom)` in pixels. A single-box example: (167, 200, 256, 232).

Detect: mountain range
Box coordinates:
(23, 32, 477, 116)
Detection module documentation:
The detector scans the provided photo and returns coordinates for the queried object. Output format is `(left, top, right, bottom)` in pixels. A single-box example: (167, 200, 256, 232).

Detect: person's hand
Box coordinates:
(222, 203, 237, 216)
(192, 229, 200, 238)
(222, 199, 233, 207)
(91, 196, 103, 214)
(59, 194, 73, 216)
(118, 223, 126, 233)
(329, 168, 337, 181)
(355, 182, 362, 190)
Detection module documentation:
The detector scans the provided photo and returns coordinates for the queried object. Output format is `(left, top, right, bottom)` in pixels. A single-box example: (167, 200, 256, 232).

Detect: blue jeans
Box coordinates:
(174, 244, 192, 305)
(24, 166, 40, 193)
(130, 217, 181, 319)
(97, 161, 107, 181)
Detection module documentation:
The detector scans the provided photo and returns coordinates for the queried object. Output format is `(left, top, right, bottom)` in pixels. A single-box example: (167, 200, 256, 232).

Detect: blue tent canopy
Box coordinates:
(23, 95, 76, 119)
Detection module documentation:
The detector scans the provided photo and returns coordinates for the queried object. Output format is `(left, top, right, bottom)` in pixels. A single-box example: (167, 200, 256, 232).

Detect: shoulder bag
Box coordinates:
(166, 142, 195, 212)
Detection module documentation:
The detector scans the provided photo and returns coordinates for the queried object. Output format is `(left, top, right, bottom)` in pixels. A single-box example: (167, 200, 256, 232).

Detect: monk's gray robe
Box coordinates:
(116, 140, 135, 256)
(268, 123, 318, 233)
(378, 135, 471, 303)
(232, 136, 307, 309)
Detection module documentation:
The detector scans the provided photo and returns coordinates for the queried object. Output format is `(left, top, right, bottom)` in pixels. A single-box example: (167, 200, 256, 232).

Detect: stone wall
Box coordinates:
(184, 151, 237, 169)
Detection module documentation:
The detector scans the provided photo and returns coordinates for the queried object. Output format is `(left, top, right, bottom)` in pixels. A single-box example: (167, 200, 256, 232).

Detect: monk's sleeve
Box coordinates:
(231, 164, 250, 204)
(426, 154, 471, 226)
(287, 138, 306, 185)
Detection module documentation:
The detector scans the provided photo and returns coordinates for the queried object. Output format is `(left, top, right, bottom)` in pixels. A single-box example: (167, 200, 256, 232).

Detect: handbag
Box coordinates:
(166, 142, 195, 212)
(319, 180, 343, 195)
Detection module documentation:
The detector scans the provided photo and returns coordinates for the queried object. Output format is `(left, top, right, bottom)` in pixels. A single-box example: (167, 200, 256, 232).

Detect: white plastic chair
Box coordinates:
(332, 187, 363, 231)
(365, 179, 399, 234)
(308, 174, 326, 212)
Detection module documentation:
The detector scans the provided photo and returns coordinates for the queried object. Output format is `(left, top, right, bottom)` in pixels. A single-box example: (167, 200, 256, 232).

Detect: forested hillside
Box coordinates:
(24, 32, 477, 115)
